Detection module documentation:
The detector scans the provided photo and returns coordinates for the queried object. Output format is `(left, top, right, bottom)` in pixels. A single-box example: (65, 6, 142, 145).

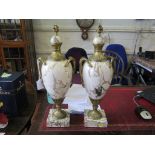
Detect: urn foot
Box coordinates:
(46, 109, 70, 127)
(84, 109, 108, 127)
(53, 109, 67, 119)
(87, 110, 102, 120)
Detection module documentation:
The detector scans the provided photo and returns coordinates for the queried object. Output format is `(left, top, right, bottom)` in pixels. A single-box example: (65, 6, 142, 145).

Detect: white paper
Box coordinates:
(63, 84, 100, 114)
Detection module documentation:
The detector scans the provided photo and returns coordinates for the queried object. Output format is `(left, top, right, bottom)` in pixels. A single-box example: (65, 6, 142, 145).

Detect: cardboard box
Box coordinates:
(0, 72, 27, 116)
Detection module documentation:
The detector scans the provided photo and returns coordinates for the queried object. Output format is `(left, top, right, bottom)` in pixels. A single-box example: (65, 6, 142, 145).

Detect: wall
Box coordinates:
(33, 19, 155, 59)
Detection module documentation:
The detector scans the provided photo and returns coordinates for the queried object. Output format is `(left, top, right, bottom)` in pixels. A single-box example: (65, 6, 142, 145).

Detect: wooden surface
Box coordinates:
(0, 20, 37, 83)
(28, 87, 155, 135)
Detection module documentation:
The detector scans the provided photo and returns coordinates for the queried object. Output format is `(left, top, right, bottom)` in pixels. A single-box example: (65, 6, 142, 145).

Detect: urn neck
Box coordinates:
(50, 25, 65, 61)
(52, 43, 62, 52)
(51, 43, 65, 61)
(90, 51, 106, 62)
(89, 43, 106, 62)
(93, 43, 104, 53)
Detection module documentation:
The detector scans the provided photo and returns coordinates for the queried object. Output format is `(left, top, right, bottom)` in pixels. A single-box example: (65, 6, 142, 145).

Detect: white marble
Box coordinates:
(93, 34, 104, 45)
(41, 59, 72, 99)
(82, 61, 113, 100)
(46, 109, 70, 127)
(84, 109, 108, 127)
(50, 35, 62, 45)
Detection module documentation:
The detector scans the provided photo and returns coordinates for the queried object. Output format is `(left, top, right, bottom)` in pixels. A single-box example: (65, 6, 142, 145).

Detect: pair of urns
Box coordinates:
(38, 25, 113, 121)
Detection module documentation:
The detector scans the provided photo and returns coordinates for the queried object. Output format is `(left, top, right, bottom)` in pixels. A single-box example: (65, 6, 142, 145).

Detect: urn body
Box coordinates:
(41, 59, 72, 100)
(82, 60, 113, 100)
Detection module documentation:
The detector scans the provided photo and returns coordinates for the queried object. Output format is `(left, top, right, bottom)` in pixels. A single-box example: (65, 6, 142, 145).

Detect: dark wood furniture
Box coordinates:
(28, 86, 155, 135)
(0, 19, 37, 85)
(133, 56, 155, 73)
(0, 81, 37, 135)
(132, 56, 155, 85)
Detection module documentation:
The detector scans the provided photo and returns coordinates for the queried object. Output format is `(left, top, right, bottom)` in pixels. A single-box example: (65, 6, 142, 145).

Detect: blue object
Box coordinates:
(47, 93, 54, 104)
(106, 44, 128, 72)
(105, 44, 129, 85)
(0, 72, 27, 116)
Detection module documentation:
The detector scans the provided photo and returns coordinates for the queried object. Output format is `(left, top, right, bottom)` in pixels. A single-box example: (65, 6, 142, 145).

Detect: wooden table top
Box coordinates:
(28, 86, 155, 135)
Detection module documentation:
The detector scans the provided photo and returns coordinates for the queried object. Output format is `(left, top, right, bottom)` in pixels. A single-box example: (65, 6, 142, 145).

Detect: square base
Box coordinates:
(84, 109, 108, 127)
(46, 109, 70, 127)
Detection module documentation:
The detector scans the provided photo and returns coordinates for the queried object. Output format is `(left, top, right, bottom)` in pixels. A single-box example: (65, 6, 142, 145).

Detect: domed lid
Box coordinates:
(93, 25, 104, 49)
(89, 25, 106, 62)
(50, 25, 65, 61)
(50, 25, 62, 46)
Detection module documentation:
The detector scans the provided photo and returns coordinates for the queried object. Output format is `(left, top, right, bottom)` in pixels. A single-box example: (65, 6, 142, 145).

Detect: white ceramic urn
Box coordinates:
(80, 25, 113, 120)
(38, 25, 75, 119)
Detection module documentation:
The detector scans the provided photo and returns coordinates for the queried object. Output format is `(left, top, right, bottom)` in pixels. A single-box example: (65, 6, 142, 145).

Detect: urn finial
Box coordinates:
(90, 25, 105, 61)
(53, 25, 59, 36)
(96, 25, 103, 35)
(93, 25, 104, 48)
(50, 25, 64, 61)
(50, 25, 62, 46)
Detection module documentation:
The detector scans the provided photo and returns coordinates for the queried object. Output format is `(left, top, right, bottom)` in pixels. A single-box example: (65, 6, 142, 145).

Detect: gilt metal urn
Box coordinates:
(38, 25, 75, 122)
(80, 25, 113, 123)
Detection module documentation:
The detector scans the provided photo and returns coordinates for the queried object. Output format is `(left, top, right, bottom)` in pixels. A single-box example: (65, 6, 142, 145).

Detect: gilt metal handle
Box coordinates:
(0, 102, 3, 108)
(37, 57, 46, 79)
(106, 56, 114, 69)
(64, 56, 76, 74)
(79, 57, 93, 86)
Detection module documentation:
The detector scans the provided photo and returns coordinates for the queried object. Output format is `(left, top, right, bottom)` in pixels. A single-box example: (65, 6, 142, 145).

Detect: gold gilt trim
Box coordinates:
(89, 25, 107, 62)
(51, 25, 65, 61)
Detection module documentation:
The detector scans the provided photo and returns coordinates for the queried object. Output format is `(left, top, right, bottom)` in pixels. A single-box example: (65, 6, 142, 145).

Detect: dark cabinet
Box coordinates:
(0, 19, 37, 85)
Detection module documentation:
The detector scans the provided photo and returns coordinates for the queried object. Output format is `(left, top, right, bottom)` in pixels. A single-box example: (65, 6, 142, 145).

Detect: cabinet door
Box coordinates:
(0, 19, 37, 85)
(24, 20, 37, 85)
(0, 47, 3, 68)
(0, 19, 23, 41)
(2, 47, 26, 72)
